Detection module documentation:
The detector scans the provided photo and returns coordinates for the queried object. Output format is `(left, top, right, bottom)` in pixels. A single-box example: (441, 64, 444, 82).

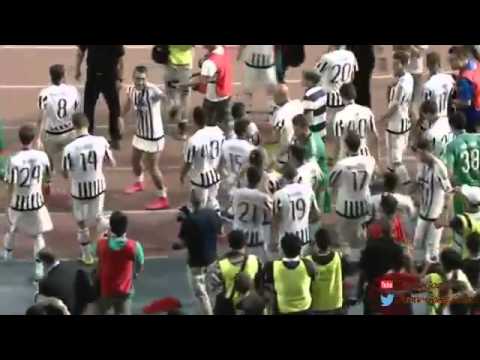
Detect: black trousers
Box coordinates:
(353, 65, 374, 108)
(84, 72, 121, 141)
(203, 97, 231, 132)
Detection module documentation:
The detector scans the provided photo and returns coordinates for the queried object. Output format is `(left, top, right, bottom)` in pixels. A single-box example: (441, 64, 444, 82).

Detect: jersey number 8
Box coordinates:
(57, 98, 68, 119)
(460, 148, 480, 173)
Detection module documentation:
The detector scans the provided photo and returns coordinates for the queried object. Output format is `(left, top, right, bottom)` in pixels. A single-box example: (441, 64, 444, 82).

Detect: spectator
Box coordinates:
(36, 248, 96, 315)
(95, 211, 144, 315)
(75, 46, 125, 149)
(346, 45, 375, 108)
(464, 233, 480, 289)
(208, 230, 262, 315)
(177, 190, 223, 315)
(262, 234, 316, 315)
(307, 229, 344, 315)
(235, 273, 267, 315)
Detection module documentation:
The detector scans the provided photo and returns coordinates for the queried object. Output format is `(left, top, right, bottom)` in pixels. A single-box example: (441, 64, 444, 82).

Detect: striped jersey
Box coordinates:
(315, 49, 358, 108)
(185, 126, 225, 188)
(5, 149, 50, 211)
(62, 135, 112, 200)
(416, 155, 452, 220)
(232, 187, 273, 247)
(273, 182, 318, 245)
(272, 99, 304, 163)
(333, 102, 377, 158)
(38, 84, 80, 135)
(126, 83, 164, 141)
(387, 72, 414, 134)
(329, 155, 376, 219)
(296, 160, 323, 191)
(423, 73, 456, 118)
(243, 45, 275, 69)
(302, 86, 327, 130)
(221, 138, 255, 177)
(424, 117, 454, 160)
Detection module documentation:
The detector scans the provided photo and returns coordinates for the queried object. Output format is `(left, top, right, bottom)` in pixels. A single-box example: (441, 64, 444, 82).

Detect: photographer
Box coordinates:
(175, 191, 223, 315)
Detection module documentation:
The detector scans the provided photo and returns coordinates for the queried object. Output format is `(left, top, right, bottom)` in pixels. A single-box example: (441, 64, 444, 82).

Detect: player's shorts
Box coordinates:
(190, 183, 220, 211)
(43, 130, 75, 168)
(386, 131, 409, 166)
(243, 64, 277, 93)
(414, 217, 443, 264)
(72, 193, 105, 227)
(326, 106, 345, 139)
(8, 206, 53, 236)
(132, 135, 165, 154)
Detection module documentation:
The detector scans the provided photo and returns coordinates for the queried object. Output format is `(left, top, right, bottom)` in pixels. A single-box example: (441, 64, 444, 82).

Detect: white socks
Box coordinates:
(136, 174, 145, 183)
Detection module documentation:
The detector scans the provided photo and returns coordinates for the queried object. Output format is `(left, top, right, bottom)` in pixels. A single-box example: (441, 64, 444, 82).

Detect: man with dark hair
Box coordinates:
(36, 64, 81, 183)
(380, 51, 414, 186)
(262, 233, 316, 315)
(301, 70, 327, 138)
(1, 125, 52, 280)
(448, 45, 480, 133)
(231, 102, 260, 146)
(464, 233, 480, 290)
(96, 211, 144, 315)
(75, 46, 125, 150)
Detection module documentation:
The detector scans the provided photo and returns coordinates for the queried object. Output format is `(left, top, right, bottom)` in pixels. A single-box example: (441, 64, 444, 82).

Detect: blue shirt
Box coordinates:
(458, 60, 480, 126)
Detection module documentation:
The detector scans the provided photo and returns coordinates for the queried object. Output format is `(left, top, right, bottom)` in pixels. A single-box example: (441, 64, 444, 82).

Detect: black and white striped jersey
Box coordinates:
(38, 84, 80, 135)
(272, 99, 304, 164)
(126, 83, 164, 141)
(5, 149, 50, 211)
(303, 86, 327, 130)
(185, 126, 225, 188)
(386, 72, 414, 134)
(221, 138, 255, 177)
(243, 45, 275, 69)
(62, 135, 112, 200)
(423, 73, 455, 118)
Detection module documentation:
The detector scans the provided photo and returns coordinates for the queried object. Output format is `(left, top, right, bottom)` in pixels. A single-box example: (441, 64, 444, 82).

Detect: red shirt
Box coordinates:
(369, 272, 421, 315)
(367, 215, 408, 245)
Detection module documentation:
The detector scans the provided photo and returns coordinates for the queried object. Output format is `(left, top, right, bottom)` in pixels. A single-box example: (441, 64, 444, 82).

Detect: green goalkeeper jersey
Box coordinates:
(446, 131, 480, 187)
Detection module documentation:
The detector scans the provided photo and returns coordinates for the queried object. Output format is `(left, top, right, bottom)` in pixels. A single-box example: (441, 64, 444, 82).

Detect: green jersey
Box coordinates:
(446, 132, 480, 186)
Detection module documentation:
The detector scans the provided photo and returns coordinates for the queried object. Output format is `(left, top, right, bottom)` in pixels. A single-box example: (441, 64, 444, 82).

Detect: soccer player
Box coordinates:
(332, 83, 379, 164)
(370, 172, 416, 218)
(288, 144, 323, 196)
(301, 70, 327, 139)
(2, 125, 53, 279)
(231, 166, 273, 261)
(219, 119, 255, 203)
(413, 138, 453, 265)
(121, 66, 169, 210)
(329, 130, 376, 262)
(0, 119, 6, 180)
(180, 106, 225, 212)
(231, 102, 260, 146)
(237, 45, 277, 115)
(62, 114, 116, 265)
(380, 51, 414, 186)
(36, 64, 81, 184)
(419, 100, 454, 161)
(272, 163, 320, 255)
(423, 51, 456, 118)
(315, 45, 358, 133)
(271, 84, 304, 166)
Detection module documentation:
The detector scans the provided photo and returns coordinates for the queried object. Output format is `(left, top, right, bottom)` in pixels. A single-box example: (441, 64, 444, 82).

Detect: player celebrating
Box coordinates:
(332, 83, 379, 163)
(419, 100, 453, 161)
(329, 131, 376, 262)
(62, 113, 116, 265)
(272, 163, 320, 255)
(413, 138, 453, 265)
(288, 144, 323, 195)
(180, 107, 225, 212)
(232, 166, 273, 261)
(122, 66, 170, 210)
(380, 51, 414, 186)
(237, 45, 277, 115)
(423, 51, 456, 118)
(315, 45, 358, 134)
(35, 64, 81, 185)
(301, 70, 327, 139)
(2, 125, 53, 280)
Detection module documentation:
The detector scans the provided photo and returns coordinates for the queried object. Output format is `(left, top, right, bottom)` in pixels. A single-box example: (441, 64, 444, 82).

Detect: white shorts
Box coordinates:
(190, 183, 220, 211)
(386, 131, 409, 166)
(243, 65, 277, 93)
(132, 135, 165, 154)
(43, 131, 75, 167)
(72, 194, 105, 227)
(8, 206, 53, 236)
(414, 217, 443, 264)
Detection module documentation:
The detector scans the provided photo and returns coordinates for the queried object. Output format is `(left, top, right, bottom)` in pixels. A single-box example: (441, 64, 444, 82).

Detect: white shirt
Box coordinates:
(126, 83, 164, 141)
(424, 117, 454, 159)
(185, 126, 225, 188)
(6, 149, 50, 211)
(387, 72, 414, 134)
(272, 99, 304, 163)
(423, 73, 456, 118)
(295, 160, 323, 191)
(273, 182, 318, 245)
(232, 187, 273, 247)
(330, 155, 376, 219)
(201, 46, 229, 102)
(242, 45, 275, 69)
(302, 86, 327, 129)
(38, 84, 81, 134)
(62, 135, 112, 200)
(221, 138, 255, 178)
(333, 102, 377, 158)
(416, 155, 452, 220)
(370, 192, 416, 217)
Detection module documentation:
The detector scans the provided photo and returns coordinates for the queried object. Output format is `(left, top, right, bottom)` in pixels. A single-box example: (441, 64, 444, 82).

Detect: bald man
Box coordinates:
(271, 84, 304, 166)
